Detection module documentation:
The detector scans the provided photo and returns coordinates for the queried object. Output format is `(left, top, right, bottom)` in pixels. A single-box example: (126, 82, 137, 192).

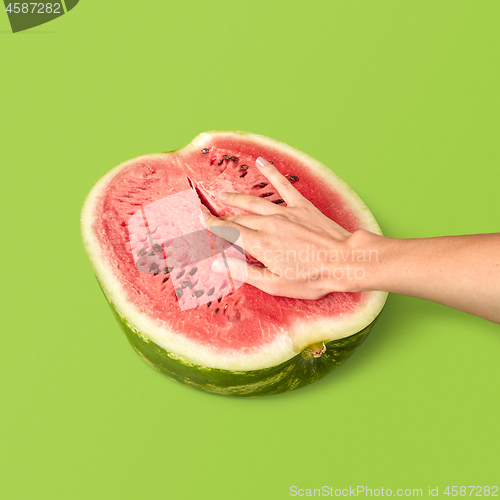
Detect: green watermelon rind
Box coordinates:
(104, 286, 377, 397)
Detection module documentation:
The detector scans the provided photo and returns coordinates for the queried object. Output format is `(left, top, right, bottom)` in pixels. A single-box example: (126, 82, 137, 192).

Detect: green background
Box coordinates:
(1, 1, 499, 499)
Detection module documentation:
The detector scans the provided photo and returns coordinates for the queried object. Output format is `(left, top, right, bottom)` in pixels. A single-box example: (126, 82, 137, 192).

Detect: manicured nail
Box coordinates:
(212, 260, 226, 273)
(256, 157, 268, 168)
(218, 192, 229, 201)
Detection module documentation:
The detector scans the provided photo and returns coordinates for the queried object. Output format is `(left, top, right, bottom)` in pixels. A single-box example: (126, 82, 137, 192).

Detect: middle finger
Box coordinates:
(219, 192, 286, 216)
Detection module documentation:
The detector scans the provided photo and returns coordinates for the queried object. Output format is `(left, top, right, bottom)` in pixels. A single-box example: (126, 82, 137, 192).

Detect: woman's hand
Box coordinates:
(202, 157, 500, 323)
(203, 157, 379, 299)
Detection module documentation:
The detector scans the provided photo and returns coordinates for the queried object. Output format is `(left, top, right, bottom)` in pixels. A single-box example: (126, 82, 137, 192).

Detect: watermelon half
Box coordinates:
(81, 131, 387, 397)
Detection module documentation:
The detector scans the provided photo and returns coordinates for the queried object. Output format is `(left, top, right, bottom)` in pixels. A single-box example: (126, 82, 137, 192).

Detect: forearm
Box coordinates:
(363, 232, 500, 323)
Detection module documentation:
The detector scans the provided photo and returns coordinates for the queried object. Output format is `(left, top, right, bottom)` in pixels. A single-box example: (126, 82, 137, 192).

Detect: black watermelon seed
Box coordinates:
(207, 301, 212, 307)
(153, 243, 162, 252)
(217, 297, 222, 303)
(207, 287, 215, 296)
(258, 182, 268, 188)
(164, 267, 173, 274)
(149, 251, 155, 256)
(240, 172, 248, 178)
(175, 288, 183, 298)
(201, 148, 210, 154)
(214, 308, 219, 314)
(138, 248, 146, 256)
(194, 290, 204, 298)
(182, 281, 193, 288)
(288, 175, 299, 181)
(176, 270, 185, 279)
(240, 164, 249, 170)
(230, 156, 239, 162)
(154, 270, 160, 276)
(217, 159, 223, 166)
(261, 192, 274, 198)
(162, 276, 170, 283)
(223, 155, 229, 160)
(269, 161, 274, 164)
(274, 199, 285, 204)
(150, 263, 158, 271)
(189, 267, 197, 276)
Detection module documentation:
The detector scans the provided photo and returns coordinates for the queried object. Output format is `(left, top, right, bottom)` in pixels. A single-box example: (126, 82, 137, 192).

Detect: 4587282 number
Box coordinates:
(5, 3, 62, 14)
(444, 486, 499, 497)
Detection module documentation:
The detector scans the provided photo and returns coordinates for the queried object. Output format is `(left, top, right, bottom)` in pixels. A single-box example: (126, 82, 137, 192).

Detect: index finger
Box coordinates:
(255, 157, 307, 207)
(203, 213, 259, 250)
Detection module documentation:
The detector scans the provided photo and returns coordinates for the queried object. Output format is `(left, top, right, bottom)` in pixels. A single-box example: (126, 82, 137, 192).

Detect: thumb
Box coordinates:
(212, 257, 248, 283)
(212, 257, 277, 290)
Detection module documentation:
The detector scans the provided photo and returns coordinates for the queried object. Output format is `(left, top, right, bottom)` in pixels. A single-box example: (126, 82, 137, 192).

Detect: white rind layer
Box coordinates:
(81, 131, 388, 371)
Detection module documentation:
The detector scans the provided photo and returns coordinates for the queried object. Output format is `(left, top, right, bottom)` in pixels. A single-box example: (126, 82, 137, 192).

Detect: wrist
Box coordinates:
(341, 229, 390, 293)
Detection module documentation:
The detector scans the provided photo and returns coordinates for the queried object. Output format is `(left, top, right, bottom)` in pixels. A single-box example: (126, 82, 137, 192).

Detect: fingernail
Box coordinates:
(218, 192, 229, 201)
(212, 260, 226, 273)
(256, 157, 268, 168)
(199, 211, 210, 223)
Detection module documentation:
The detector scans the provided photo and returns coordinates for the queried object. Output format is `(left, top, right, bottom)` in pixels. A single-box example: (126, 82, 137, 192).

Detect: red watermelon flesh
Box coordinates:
(83, 131, 387, 371)
(126, 187, 245, 311)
